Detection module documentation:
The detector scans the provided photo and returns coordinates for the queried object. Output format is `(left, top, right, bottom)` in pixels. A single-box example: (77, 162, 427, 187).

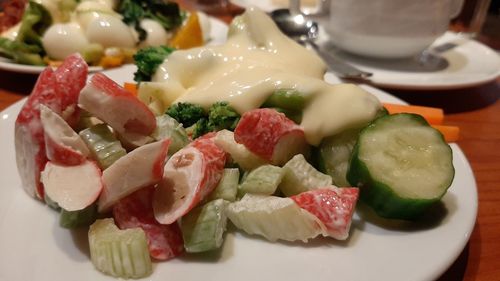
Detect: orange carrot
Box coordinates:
(383, 103, 444, 125)
(432, 125, 460, 142)
(124, 82, 137, 96)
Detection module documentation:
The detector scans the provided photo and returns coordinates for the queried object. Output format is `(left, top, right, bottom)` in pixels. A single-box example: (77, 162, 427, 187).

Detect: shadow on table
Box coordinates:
(0, 70, 38, 95)
(382, 80, 499, 114)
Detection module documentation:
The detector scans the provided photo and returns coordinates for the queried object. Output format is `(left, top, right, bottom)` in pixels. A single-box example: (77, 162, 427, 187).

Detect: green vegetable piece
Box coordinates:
(262, 89, 306, 112)
(181, 199, 228, 253)
(0, 37, 44, 65)
(317, 128, 360, 187)
(60, 203, 98, 229)
(81, 43, 104, 65)
(17, 1, 52, 48)
(89, 218, 152, 279)
(79, 124, 127, 169)
(207, 102, 241, 131)
(44, 194, 60, 210)
(119, 0, 182, 42)
(347, 113, 454, 220)
(279, 154, 332, 196)
(166, 102, 206, 128)
(208, 168, 240, 202)
(238, 165, 284, 197)
(152, 114, 190, 154)
(133, 45, 175, 83)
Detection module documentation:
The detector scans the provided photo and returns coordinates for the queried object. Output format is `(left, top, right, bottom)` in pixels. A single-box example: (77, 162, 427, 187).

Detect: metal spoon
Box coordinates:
(270, 9, 372, 81)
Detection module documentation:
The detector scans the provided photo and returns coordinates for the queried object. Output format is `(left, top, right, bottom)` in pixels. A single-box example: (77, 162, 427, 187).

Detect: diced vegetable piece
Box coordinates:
(113, 187, 184, 260)
(181, 199, 228, 253)
(152, 115, 190, 154)
(279, 154, 332, 196)
(432, 125, 460, 142)
(123, 82, 137, 96)
(41, 160, 103, 211)
(78, 72, 156, 147)
(291, 187, 359, 240)
(99, 139, 171, 213)
(79, 124, 127, 170)
(226, 194, 324, 242)
(208, 168, 240, 202)
(40, 104, 89, 165)
(169, 12, 203, 49)
(317, 129, 360, 187)
(60, 203, 98, 229)
(154, 135, 226, 224)
(89, 218, 152, 279)
(262, 89, 306, 112)
(347, 113, 455, 220)
(234, 108, 309, 165)
(238, 165, 283, 197)
(383, 103, 444, 125)
(214, 129, 267, 171)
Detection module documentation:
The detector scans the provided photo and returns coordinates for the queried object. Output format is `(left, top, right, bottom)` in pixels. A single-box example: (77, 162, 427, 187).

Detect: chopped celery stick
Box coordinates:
(151, 115, 190, 154)
(238, 165, 283, 197)
(181, 199, 228, 253)
(79, 124, 127, 169)
(279, 154, 332, 196)
(60, 203, 97, 229)
(214, 130, 267, 171)
(89, 219, 152, 279)
(208, 168, 240, 202)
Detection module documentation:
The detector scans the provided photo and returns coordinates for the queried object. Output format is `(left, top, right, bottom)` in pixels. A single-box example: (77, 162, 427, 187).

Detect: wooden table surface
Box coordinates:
(1, 3, 499, 280)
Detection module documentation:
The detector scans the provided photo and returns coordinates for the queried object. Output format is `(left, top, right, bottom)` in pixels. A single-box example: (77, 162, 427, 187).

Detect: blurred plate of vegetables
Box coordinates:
(0, 0, 223, 74)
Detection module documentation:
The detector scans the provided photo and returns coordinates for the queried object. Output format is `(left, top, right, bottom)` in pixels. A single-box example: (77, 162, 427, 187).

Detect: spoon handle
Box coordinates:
(306, 41, 373, 80)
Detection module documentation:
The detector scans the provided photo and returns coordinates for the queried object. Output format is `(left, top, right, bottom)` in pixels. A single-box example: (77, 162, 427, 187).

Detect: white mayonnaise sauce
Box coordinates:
(148, 8, 381, 145)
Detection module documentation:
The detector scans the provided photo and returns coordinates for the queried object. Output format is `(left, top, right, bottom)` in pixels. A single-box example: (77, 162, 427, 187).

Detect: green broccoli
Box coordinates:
(207, 102, 240, 131)
(133, 46, 175, 83)
(166, 102, 206, 128)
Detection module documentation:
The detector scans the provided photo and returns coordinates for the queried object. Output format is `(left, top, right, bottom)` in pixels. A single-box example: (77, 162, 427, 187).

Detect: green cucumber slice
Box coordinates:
(180, 199, 228, 253)
(347, 113, 454, 220)
(79, 124, 127, 169)
(151, 115, 190, 154)
(279, 154, 332, 196)
(89, 218, 152, 279)
(60, 203, 98, 229)
(238, 165, 283, 197)
(317, 129, 360, 187)
(208, 168, 240, 202)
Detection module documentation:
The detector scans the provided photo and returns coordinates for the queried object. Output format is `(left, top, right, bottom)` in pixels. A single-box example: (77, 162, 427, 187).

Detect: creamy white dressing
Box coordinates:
(147, 8, 381, 145)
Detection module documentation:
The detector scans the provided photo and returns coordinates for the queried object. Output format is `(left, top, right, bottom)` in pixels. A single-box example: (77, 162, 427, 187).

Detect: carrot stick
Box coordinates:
(383, 103, 444, 125)
(124, 82, 137, 96)
(432, 125, 460, 142)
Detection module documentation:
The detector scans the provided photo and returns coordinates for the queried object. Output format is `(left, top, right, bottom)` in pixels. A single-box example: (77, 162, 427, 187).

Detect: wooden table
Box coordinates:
(1, 3, 499, 280)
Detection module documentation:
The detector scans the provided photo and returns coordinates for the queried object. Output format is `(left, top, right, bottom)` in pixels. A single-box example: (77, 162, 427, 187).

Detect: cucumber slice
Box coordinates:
(208, 168, 240, 202)
(279, 154, 332, 196)
(347, 113, 454, 220)
(317, 129, 360, 187)
(89, 218, 152, 279)
(226, 194, 324, 242)
(151, 115, 190, 154)
(180, 199, 228, 253)
(238, 165, 284, 197)
(79, 124, 127, 169)
(60, 203, 98, 229)
(262, 89, 306, 112)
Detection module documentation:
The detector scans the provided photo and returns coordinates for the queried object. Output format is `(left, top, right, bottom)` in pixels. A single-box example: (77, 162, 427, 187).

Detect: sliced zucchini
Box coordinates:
(347, 113, 454, 220)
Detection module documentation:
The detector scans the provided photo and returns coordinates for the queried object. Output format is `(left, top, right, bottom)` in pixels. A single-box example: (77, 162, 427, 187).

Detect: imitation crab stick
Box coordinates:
(432, 125, 460, 142)
(383, 103, 444, 125)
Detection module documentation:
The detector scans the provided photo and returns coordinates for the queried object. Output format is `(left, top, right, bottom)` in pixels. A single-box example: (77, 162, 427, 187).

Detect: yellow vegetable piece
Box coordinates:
(99, 55, 124, 69)
(169, 12, 203, 49)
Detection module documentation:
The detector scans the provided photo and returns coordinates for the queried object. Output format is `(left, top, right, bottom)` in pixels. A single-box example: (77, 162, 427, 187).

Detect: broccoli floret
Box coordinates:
(166, 102, 206, 128)
(191, 118, 210, 139)
(133, 46, 175, 83)
(207, 102, 240, 131)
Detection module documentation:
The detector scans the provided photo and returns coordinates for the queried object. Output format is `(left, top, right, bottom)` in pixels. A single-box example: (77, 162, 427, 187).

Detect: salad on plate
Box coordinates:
(13, 7, 455, 279)
(0, 0, 212, 68)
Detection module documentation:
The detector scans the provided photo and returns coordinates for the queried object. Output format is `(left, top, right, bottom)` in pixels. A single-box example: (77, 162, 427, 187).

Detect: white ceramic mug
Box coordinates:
(290, 0, 464, 58)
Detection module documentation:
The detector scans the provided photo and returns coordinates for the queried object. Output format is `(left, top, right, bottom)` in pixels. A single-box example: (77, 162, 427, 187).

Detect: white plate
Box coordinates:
(0, 64, 477, 281)
(0, 17, 228, 74)
(321, 31, 500, 90)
